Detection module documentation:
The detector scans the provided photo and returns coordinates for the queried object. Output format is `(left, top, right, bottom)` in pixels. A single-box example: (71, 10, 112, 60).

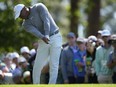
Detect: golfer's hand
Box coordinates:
(42, 37, 50, 44)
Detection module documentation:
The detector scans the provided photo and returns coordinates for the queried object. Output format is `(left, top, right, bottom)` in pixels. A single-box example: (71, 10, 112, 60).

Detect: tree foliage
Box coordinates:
(0, 0, 68, 52)
(70, 0, 80, 37)
(0, 0, 116, 52)
(86, 0, 101, 37)
(0, 0, 36, 52)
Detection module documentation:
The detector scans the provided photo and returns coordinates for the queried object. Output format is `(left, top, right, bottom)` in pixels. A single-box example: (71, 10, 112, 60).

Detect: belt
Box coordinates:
(50, 30, 59, 37)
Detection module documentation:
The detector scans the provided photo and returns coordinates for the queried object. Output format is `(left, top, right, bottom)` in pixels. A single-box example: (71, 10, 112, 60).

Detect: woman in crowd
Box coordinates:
(86, 36, 98, 83)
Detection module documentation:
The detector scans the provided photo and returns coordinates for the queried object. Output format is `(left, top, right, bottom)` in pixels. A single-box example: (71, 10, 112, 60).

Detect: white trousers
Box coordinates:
(33, 33, 62, 84)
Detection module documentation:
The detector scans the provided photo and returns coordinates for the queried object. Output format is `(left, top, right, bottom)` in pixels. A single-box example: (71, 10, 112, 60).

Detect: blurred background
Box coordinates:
(0, 0, 116, 52)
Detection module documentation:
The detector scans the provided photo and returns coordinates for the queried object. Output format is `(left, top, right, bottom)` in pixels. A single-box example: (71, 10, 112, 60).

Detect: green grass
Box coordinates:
(0, 84, 116, 87)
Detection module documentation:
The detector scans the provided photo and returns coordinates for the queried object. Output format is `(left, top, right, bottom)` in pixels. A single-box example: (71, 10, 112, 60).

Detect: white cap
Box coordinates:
(14, 4, 25, 19)
(0, 70, 2, 75)
(11, 52, 19, 59)
(102, 29, 111, 36)
(30, 49, 36, 56)
(88, 35, 97, 42)
(76, 37, 85, 43)
(23, 71, 30, 78)
(6, 53, 13, 59)
(18, 56, 26, 63)
(98, 30, 102, 34)
(20, 46, 30, 54)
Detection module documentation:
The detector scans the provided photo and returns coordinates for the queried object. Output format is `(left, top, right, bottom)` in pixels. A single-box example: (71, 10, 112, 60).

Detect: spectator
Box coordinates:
(20, 46, 31, 61)
(95, 29, 113, 83)
(3, 53, 13, 72)
(18, 56, 28, 72)
(86, 36, 98, 83)
(30, 49, 36, 57)
(61, 32, 77, 84)
(107, 34, 116, 83)
(74, 37, 86, 83)
(28, 42, 38, 83)
(28, 49, 36, 83)
(32, 41, 39, 51)
(21, 71, 31, 84)
(12, 52, 19, 68)
(0, 62, 9, 73)
(12, 53, 22, 84)
(97, 30, 102, 39)
(88, 35, 97, 43)
(96, 39, 104, 47)
(0, 70, 14, 84)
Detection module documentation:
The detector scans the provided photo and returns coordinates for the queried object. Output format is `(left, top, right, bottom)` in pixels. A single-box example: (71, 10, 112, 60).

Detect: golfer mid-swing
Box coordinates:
(14, 3, 62, 84)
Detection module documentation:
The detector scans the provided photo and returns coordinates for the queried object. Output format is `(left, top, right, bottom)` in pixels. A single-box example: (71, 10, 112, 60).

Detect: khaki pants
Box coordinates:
(97, 75, 112, 83)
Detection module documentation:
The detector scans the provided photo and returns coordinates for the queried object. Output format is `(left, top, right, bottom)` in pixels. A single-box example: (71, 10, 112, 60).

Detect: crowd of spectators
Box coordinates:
(0, 29, 116, 84)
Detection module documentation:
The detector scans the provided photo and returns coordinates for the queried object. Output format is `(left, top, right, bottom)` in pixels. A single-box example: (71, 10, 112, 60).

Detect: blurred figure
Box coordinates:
(12, 52, 19, 68)
(32, 41, 39, 50)
(95, 29, 113, 83)
(107, 34, 116, 83)
(3, 53, 13, 72)
(0, 62, 9, 73)
(13, 56, 29, 84)
(18, 56, 28, 72)
(62, 43, 69, 48)
(88, 35, 97, 43)
(97, 30, 102, 39)
(28, 42, 38, 83)
(96, 39, 104, 47)
(21, 71, 31, 84)
(11, 53, 22, 84)
(74, 37, 86, 83)
(86, 36, 98, 83)
(61, 32, 77, 84)
(30, 49, 36, 57)
(20, 46, 31, 61)
(0, 70, 14, 84)
(40, 61, 49, 84)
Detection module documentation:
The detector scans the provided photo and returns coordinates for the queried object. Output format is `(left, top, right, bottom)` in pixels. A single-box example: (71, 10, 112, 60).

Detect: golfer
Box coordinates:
(14, 3, 62, 84)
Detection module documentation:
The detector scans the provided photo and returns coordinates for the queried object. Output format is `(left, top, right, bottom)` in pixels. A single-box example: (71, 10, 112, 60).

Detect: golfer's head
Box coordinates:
(14, 4, 29, 20)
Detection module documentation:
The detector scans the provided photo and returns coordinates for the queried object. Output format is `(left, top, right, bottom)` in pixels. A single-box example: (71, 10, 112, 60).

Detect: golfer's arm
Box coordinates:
(37, 3, 50, 38)
(23, 24, 44, 39)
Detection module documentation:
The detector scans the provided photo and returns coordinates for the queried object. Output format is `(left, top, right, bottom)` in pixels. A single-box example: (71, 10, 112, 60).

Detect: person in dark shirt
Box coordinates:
(86, 36, 98, 83)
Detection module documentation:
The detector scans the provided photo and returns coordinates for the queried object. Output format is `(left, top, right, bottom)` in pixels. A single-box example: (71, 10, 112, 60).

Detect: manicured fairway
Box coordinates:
(0, 84, 115, 87)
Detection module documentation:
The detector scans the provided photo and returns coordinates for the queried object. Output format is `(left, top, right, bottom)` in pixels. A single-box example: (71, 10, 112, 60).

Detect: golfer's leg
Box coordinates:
(49, 34, 62, 84)
(33, 41, 50, 84)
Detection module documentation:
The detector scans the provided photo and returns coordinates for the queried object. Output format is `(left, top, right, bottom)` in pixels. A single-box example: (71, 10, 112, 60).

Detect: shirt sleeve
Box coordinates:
(23, 22, 44, 39)
(94, 49, 100, 76)
(37, 3, 50, 37)
(107, 52, 113, 64)
(61, 50, 68, 81)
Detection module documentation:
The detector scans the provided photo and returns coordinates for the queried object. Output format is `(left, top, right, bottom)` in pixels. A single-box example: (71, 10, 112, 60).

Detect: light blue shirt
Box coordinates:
(108, 50, 116, 72)
(95, 45, 113, 76)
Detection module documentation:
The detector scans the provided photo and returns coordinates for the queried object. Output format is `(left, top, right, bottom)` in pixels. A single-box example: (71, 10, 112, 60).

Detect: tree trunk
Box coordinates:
(70, 0, 79, 37)
(86, 0, 101, 37)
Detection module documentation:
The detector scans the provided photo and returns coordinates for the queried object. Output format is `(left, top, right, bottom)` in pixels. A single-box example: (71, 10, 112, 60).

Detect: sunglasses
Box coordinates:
(76, 41, 83, 44)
